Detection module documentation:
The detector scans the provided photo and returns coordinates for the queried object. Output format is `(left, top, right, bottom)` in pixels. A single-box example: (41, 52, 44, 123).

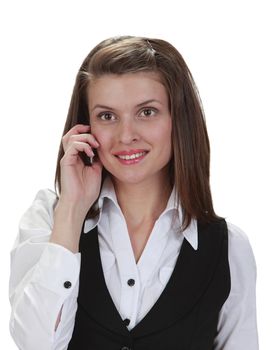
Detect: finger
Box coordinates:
(66, 133, 99, 150)
(62, 125, 93, 150)
(68, 124, 91, 135)
(61, 141, 94, 165)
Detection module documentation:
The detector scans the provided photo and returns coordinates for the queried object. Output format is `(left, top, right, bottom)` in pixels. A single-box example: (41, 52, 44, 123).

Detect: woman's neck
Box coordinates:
(112, 175, 172, 227)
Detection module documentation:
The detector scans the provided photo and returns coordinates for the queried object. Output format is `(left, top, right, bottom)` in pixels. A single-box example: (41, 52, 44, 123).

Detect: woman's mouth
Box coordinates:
(114, 151, 148, 165)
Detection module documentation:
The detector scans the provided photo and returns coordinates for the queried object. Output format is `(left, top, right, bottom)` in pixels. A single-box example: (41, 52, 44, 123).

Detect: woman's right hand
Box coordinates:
(50, 124, 102, 253)
(58, 124, 103, 216)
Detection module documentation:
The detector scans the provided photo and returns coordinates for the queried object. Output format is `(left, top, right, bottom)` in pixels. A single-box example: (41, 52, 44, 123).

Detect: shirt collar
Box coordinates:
(83, 177, 198, 250)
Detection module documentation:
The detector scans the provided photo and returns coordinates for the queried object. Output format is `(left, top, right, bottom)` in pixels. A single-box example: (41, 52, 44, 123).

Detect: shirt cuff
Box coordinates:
(31, 243, 81, 297)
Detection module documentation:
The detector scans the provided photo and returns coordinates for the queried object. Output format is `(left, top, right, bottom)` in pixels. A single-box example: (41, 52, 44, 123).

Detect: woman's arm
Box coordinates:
(214, 222, 259, 349)
(9, 124, 102, 349)
(9, 189, 81, 350)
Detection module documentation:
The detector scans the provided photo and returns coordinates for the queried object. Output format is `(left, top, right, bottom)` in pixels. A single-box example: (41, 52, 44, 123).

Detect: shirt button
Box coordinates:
(127, 278, 135, 286)
(63, 281, 72, 289)
(121, 347, 131, 350)
(123, 318, 130, 326)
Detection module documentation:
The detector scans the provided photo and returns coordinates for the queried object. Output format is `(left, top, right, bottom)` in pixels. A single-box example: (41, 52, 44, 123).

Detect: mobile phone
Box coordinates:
(79, 148, 98, 166)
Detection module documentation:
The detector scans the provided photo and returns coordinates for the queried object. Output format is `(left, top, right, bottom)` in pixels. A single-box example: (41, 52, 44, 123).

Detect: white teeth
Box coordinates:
(117, 152, 146, 160)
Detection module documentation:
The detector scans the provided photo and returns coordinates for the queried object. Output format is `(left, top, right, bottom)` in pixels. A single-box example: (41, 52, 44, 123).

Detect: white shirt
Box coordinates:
(9, 178, 259, 350)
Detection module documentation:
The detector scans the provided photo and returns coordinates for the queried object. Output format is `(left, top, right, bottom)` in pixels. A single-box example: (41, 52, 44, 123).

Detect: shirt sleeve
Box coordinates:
(213, 222, 259, 349)
(9, 189, 81, 350)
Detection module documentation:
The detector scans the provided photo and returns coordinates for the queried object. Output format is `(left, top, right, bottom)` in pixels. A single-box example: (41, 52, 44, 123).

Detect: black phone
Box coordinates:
(79, 148, 98, 166)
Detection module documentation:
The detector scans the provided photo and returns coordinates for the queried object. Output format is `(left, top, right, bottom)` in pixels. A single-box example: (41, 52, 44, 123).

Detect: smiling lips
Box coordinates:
(114, 149, 149, 165)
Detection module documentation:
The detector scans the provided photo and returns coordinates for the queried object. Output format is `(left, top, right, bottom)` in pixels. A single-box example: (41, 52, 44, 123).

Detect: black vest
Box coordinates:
(68, 219, 230, 350)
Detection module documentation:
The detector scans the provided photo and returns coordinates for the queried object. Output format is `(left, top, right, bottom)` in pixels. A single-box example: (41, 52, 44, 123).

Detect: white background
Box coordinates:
(1, 0, 274, 348)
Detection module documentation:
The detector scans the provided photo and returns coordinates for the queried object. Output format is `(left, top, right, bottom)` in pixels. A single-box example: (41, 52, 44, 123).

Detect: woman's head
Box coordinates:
(55, 35, 219, 229)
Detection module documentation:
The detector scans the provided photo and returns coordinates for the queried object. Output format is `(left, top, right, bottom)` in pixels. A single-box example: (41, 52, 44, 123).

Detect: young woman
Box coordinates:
(9, 36, 259, 349)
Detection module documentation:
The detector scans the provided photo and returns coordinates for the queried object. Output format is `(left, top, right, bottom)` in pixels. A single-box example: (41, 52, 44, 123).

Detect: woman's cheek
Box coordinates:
(94, 132, 111, 159)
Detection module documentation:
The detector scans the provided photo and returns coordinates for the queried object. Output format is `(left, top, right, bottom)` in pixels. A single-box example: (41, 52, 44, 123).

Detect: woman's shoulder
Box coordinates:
(32, 188, 58, 204)
(226, 221, 249, 240)
(226, 221, 254, 249)
(18, 188, 58, 241)
(225, 221, 257, 275)
(23, 188, 58, 220)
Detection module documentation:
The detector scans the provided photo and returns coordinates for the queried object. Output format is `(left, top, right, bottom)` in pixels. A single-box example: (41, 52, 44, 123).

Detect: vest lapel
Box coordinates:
(78, 228, 129, 337)
(131, 219, 228, 337)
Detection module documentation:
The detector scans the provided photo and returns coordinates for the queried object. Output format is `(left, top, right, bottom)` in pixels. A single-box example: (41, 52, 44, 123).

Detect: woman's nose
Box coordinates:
(118, 119, 140, 144)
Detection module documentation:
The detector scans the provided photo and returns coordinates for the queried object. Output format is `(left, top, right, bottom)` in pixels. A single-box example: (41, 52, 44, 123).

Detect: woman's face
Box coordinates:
(88, 71, 172, 186)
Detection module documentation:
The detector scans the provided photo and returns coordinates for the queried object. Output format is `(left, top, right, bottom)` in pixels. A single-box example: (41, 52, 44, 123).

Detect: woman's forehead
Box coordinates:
(87, 72, 168, 109)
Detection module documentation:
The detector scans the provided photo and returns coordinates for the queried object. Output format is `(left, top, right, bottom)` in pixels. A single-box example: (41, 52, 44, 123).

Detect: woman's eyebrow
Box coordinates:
(136, 99, 163, 107)
(90, 99, 163, 113)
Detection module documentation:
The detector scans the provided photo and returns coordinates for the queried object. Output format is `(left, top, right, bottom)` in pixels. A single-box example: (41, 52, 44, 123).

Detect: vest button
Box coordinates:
(127, 278, 135, 286)
(123, 318, 130, 326)
(121, 347, 131, 350)
(63, 281, 72, 289)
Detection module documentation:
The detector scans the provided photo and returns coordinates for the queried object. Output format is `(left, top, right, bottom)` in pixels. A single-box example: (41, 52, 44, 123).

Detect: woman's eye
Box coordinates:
(98, 112, 115, 121)
(140, 108, 157, 117)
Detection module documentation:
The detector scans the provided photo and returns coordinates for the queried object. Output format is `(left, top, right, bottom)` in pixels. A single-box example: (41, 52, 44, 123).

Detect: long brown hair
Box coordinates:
(54, 35, 221, 230)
